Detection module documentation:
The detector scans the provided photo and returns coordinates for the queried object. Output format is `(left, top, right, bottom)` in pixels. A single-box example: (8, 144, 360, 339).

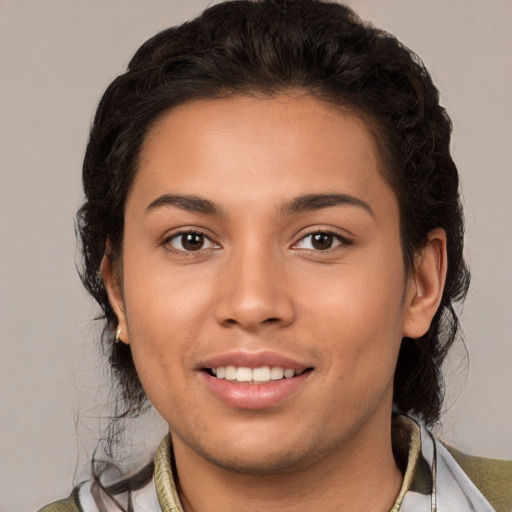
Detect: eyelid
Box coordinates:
(162, 227, 220, 252)
(292, 228, 352, 251)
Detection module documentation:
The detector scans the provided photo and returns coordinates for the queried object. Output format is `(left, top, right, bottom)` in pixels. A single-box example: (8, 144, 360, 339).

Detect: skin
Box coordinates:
(103, 94, 446, 512)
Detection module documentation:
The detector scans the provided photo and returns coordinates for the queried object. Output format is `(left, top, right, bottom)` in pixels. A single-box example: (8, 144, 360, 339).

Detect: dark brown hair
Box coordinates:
(77, 0, 470, 438)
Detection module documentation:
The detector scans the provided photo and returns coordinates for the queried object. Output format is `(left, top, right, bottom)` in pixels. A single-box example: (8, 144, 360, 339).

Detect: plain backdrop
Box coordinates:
(1, 1, 511, 510)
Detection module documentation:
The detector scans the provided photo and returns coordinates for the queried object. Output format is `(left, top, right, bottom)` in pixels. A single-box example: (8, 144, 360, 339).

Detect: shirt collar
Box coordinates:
(152, 415, 448, 512)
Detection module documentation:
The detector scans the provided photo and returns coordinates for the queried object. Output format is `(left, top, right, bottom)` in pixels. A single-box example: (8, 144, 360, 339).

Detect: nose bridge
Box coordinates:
(214, 237, 294, 330)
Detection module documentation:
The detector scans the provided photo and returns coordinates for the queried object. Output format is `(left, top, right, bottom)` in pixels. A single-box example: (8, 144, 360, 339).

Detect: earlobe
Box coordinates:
(402, 228, 447, 339)
(101, 252, 130, 345)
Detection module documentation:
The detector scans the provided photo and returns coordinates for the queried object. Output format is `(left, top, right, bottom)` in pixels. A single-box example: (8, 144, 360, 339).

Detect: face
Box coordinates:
(105, 94, 436, 475)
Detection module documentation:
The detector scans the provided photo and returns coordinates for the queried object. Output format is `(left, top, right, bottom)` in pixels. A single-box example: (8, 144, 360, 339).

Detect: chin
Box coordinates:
(200, 446, 311, 475)
(181, 429, 331, 476)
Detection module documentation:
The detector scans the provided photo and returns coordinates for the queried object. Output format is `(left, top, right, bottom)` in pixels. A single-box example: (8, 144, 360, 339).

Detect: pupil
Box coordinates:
(182, 233, 204, 251)
(312, 233, 333, 250)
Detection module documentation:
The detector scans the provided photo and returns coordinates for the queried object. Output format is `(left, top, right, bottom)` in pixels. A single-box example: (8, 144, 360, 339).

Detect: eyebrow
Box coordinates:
(282, 193, 375, 218)
(145, 192, 374, 218)
(146, 194, 223, 216)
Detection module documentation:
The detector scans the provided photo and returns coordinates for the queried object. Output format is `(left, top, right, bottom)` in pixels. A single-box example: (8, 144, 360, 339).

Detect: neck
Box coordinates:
(172, 416, 403, 512)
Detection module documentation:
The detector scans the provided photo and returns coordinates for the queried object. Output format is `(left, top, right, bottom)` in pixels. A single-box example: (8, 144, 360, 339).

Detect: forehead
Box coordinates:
(132, 94, 397, 221)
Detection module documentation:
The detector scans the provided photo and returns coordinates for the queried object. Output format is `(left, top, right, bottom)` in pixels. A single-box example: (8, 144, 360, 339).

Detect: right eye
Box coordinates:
(165, 231, 218, 252)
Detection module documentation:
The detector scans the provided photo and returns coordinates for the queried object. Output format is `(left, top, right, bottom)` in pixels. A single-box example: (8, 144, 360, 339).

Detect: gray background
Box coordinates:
(1, 1, 511, 510)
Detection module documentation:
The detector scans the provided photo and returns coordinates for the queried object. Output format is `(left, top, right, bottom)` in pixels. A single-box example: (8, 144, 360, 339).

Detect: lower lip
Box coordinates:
(201, 371, 311, 409)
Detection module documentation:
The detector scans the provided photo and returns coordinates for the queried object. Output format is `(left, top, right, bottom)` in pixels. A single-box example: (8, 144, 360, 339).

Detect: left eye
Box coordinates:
(295, 232, 345, 251)
(167, 232, 217, 252)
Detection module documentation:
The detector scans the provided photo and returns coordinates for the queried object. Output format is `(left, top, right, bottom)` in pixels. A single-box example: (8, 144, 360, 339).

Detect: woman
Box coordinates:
(39, 1, 511, 510)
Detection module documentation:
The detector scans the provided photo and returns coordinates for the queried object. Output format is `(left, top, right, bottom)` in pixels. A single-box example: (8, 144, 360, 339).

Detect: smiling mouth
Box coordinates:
(204, 366, 313, 383)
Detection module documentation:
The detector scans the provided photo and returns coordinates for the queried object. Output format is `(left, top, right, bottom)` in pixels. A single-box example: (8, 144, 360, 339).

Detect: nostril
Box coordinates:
(222, 317, 280, 327)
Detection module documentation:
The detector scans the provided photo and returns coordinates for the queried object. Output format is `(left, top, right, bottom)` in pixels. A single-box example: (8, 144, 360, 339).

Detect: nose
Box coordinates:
(214, 246, 295, 332)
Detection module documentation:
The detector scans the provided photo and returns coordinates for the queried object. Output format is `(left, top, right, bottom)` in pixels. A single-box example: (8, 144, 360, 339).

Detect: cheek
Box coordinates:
(299, 256, 406, 372)
(301, 257, 405, 329)
(120, 260, 215, 402)
(123, 252, 215, 334)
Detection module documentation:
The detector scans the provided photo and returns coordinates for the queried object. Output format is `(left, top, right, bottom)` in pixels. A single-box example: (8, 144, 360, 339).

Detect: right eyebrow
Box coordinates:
(145, 194, 224, 216)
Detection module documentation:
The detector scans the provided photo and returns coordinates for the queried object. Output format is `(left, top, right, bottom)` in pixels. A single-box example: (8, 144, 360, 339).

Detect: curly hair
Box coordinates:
(77, 0, 470, 432)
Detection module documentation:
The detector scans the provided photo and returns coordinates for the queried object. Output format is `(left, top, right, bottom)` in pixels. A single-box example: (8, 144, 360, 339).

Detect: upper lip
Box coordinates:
(198, 350, 312, 372)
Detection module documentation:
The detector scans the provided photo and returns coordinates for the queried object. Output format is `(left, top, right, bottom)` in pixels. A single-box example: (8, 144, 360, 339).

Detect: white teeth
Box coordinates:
(225, 365, 237, 380)
(270, 367, 284, 380)
(253, 366, 271, 382)
(236, 367, 253, 382)
(211, 366, 297, 382)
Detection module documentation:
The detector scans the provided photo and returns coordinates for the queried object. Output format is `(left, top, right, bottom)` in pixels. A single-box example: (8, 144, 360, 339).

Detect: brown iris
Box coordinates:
(181, 233, 205, 251)
(311, 233, 335, 250)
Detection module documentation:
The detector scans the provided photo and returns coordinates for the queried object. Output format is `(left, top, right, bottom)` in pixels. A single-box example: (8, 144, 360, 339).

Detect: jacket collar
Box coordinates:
(152, 415, 495, 512)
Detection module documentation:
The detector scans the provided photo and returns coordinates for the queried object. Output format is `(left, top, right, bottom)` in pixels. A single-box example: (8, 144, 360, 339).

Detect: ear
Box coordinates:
(101, 251, 130, 344)
(402, 228, 447, 339)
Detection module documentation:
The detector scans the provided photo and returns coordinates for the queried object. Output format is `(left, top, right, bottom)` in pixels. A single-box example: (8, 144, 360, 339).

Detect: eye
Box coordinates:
(166, 231, 218, 252)
(295, 231, 347, 251)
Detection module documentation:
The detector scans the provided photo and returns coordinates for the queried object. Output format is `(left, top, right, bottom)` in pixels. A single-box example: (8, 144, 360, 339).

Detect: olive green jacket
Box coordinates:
(39, 416, 512, 512)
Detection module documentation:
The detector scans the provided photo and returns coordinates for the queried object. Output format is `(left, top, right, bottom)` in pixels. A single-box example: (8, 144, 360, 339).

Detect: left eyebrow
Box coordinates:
(146, 194, 224, 216)
(282, 193, 375, 218)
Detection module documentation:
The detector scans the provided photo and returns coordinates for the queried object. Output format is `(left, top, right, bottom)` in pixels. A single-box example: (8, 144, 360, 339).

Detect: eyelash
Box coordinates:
(163, 229, 351, 254)
(163, 230, 219, 253)
(293, 230, 352, 252)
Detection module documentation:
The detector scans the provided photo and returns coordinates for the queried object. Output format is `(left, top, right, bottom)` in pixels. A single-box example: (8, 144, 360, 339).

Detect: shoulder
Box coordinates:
(446, 444, 512, 512)
(37, 496, 80, 512)
(37, 465, 160, 512)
